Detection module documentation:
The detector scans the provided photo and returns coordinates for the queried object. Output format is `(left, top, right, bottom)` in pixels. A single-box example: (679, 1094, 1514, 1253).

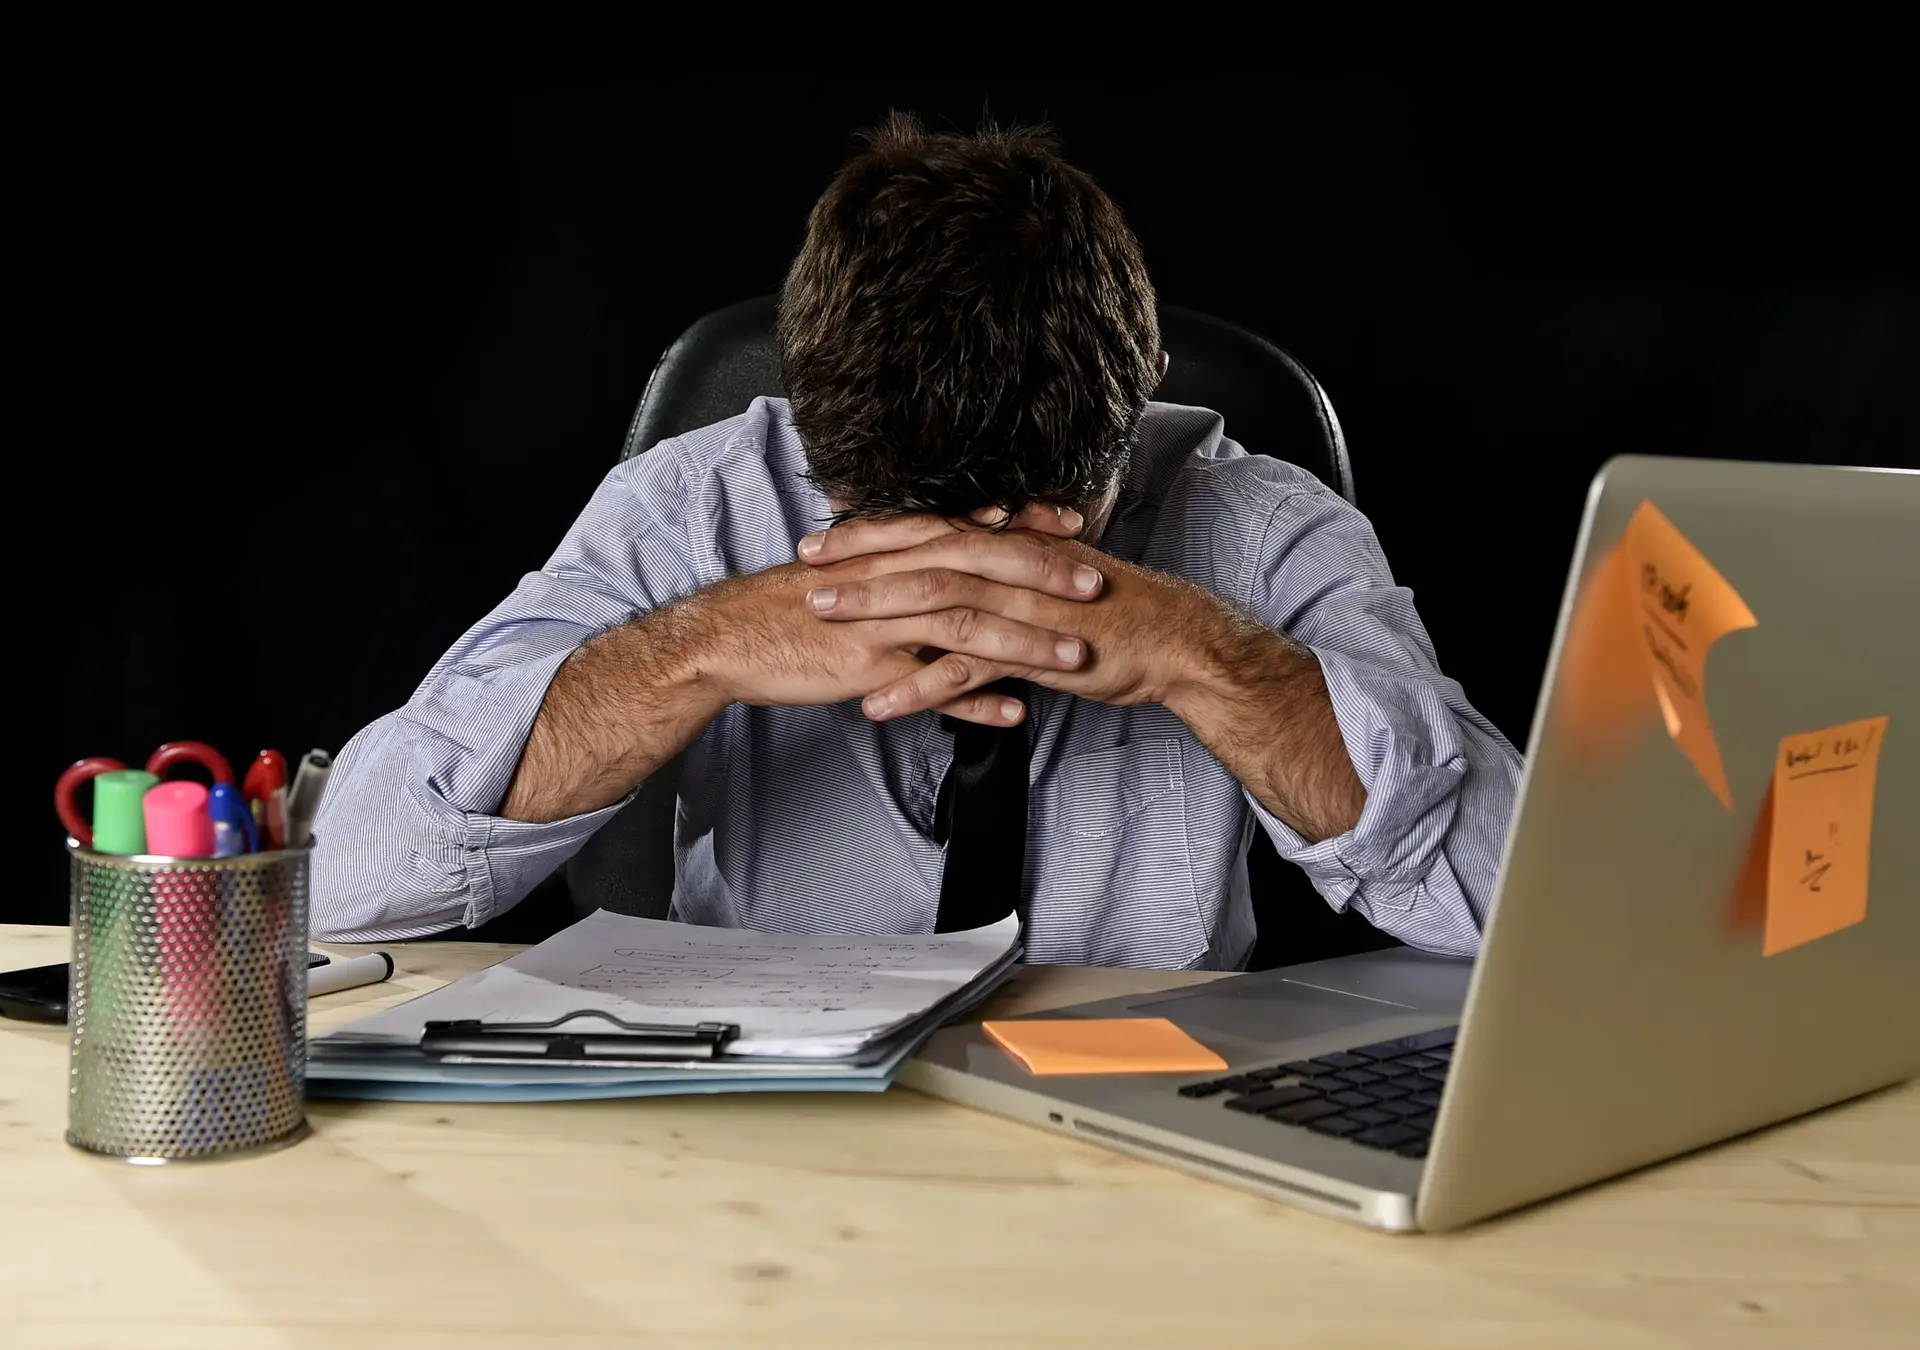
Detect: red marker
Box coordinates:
(243, 750, 290, 850)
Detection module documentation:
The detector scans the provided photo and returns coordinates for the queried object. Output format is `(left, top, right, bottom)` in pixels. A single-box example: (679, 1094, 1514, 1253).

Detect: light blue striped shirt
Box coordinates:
(313, 398, 1522, 968)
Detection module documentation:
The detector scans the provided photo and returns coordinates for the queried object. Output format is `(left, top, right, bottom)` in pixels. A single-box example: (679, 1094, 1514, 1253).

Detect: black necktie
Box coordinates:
(932, 679, 1031, 931)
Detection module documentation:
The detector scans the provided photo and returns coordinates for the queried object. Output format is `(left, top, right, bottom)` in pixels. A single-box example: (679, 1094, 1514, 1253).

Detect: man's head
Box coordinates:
(779, 112, 1161, 523)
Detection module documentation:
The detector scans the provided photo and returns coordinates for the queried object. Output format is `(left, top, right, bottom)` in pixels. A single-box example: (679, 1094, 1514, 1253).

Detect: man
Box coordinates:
(313, 113, 1522, 969)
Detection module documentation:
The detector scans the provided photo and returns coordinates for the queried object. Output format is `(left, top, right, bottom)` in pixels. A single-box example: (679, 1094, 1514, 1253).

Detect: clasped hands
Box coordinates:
(695, 501, 1232, 727)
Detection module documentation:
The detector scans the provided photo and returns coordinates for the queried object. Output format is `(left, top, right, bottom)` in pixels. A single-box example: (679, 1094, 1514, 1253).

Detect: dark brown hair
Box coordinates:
(778, 112, 1160, 519)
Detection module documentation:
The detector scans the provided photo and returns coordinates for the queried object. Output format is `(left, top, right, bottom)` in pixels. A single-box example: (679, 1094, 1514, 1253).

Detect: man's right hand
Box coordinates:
(503, 502, 1093, 821)
(682, 503, 1097, 726)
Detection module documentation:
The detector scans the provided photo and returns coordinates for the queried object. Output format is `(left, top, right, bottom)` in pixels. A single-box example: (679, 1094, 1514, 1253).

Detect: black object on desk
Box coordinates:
(0, 954, 332, 1024)
(419, 1011, 740, 1063)
(0, 963, 69, 1022)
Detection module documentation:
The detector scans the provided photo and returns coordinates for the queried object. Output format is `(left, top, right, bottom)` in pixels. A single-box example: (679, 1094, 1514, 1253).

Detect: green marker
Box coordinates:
(73, 770, 159, 1019)
(91, 770, 159, 855)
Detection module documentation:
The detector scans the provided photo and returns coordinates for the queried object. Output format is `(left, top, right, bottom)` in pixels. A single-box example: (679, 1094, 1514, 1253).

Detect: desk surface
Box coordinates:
(2, 925, 1916, 1349)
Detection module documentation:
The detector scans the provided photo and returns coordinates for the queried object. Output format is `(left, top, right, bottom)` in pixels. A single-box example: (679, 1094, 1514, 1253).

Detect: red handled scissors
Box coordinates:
(55, 741, 236, 847)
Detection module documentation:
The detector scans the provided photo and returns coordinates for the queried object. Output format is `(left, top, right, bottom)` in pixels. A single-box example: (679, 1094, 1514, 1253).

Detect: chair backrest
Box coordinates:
(617, 296, 1356, 501)
(564, 296, 1393, 968)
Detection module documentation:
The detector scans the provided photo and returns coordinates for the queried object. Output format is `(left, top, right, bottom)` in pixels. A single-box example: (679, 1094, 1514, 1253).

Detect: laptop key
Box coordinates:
(1399, 1027, 1458, 1051)
(1327, 1090, 1375, 1109)
(1298, 1075, 1349, 1094)
(1352, 1123, 1423, 1149)
(1377, 1098, 1428, 1119)
(1410, 1090, 1444, 1109)
(1308, 1052, 1372, 1070)
(1304, 1114, 1366, 1137)
(1345, 1107, 1396, 1127)
(1416, 1070, 1449, 1089)
(1347, 1037, 1414, 1061)
(1395, 1054, 1443, 1072)
(1406, 1111, 1437, 1130)
(1333, 1067, 1383, 1086)
(1358, 1082, 1412, 1103)
(1278, 1061, 1323, 1078)
(1268, 1098, 1343, 1125)
(1212, 1074, 1267, 1093)
(1395, 1140, 1431, 1159)
(1177, 1080, 1229, 1098)
(1424, 1047, 1453, 1063)
(1245, 1065, 1291, 1082)
(1225, 1085, 1318, 1114)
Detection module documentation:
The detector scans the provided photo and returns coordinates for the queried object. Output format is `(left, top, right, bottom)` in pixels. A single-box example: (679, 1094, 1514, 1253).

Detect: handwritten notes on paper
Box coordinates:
(1559, 500, 1757, 807)
(1761, 716, 1890, 956)
(983, 1019, 1227, 1076)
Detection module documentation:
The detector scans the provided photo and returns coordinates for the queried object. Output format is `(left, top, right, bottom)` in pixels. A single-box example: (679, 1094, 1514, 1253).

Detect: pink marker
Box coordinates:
(143, 779, 224, 1027)
(143, 781, 216, 857)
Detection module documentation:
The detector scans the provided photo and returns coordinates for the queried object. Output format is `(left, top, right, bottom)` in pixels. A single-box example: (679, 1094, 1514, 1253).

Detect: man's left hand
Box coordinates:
(798, 510, 1240, 721)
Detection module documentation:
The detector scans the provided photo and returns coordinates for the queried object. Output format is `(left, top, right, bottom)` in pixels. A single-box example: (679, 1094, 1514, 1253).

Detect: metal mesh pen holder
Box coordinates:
(67, 841, 312, 1162)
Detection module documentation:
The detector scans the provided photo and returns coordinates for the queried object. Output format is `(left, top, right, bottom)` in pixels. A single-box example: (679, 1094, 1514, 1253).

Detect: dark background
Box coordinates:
(33, 70, 1915, 926)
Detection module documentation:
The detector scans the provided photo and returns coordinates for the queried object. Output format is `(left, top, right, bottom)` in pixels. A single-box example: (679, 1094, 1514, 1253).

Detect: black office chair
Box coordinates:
(548, 296, 1397, 969)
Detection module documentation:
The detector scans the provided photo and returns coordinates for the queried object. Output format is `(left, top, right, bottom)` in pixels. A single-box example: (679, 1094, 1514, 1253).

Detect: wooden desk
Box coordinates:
(2, 925, 1915, 1348)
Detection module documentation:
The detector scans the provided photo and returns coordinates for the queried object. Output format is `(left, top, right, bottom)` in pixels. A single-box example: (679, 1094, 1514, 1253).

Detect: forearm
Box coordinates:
(501, 600, 728, 823)
(1165, 610, 1367, 843)
(315, 601, 719, 937)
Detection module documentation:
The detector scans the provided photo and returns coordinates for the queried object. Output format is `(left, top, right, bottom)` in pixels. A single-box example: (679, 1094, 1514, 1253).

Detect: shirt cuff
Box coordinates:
(456, 792, 637, 928)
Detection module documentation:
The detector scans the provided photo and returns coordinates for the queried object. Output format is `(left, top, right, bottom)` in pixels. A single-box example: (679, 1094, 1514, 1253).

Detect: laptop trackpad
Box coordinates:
(1131, 979, 1396, 1046)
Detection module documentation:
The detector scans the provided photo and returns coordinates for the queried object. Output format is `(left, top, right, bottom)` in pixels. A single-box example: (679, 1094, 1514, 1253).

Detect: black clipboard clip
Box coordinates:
(419, 1010, 740, 1063)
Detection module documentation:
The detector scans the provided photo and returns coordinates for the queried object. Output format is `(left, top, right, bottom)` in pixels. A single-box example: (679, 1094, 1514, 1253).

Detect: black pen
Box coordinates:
(284, 749, 332, 848)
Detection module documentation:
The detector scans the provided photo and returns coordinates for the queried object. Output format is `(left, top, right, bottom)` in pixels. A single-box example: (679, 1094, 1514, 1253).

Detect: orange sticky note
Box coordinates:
(1762, 716, 1890, 956)
(1621, 501, 1758, 808)
(1556, 501, 1757, 808)
(982, 1018, 1228, 1075)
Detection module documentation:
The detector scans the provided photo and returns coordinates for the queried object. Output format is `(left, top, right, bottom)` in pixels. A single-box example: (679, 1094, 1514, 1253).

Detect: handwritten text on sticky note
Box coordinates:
(982, 1018, 1228, 1075)
(1557, 501, 1757, 808)
(1764, 716, 1890, 956)
(1621, 501, 1758, 808)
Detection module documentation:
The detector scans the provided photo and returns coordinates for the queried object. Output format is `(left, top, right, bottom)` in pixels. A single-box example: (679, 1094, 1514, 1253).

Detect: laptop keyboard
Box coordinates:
(1174, 1026, 1457, 1159)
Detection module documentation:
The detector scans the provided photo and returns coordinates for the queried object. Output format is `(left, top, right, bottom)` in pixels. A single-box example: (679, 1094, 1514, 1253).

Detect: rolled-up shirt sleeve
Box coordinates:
(311, 449, 702, 941)
(1240, 484, 1523, 957)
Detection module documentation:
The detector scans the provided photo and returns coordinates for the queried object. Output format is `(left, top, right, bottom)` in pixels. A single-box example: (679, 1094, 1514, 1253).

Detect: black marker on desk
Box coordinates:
(308, 952, 395, 998)
(284, 748, 331, 849)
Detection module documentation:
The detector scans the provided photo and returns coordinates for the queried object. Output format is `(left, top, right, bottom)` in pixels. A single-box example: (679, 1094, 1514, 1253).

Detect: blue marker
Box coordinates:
(207, 783, 258, 856)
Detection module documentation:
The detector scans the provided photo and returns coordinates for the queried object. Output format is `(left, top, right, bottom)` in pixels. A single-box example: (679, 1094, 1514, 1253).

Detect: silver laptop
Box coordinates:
(902, 455, 1920, 1232)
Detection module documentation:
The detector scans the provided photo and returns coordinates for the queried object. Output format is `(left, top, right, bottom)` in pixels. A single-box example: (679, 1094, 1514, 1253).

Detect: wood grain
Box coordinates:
(3, 925, 1914, 1349)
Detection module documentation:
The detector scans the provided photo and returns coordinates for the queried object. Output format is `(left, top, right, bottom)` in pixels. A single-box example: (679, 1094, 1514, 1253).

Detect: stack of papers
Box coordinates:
(307, 910, 1021, 1102)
